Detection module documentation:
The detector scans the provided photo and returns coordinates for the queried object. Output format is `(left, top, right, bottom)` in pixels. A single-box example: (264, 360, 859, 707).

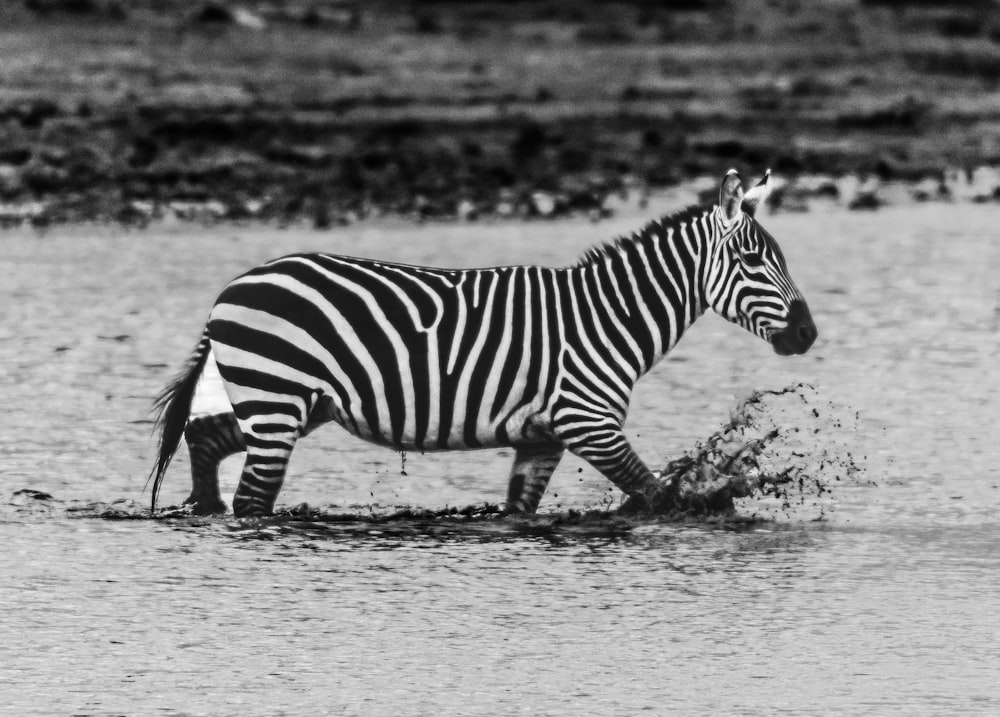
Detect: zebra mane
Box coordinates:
(574, 204, 711, 268)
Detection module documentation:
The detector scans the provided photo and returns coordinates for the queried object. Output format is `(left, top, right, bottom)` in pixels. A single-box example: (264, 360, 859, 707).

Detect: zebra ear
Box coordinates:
(742, 169, 772, 218)
(719, 169, 744, 223)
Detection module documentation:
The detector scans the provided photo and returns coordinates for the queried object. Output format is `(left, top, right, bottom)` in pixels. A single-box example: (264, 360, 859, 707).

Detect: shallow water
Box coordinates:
(1, 204, 998, 715)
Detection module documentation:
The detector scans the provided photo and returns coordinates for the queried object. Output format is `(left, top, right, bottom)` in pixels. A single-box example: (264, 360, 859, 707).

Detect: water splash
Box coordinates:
(644, 382, 864, 521)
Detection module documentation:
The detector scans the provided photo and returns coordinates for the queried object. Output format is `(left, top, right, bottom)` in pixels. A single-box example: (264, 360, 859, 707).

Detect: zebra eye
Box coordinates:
(743, 250, 764, 267)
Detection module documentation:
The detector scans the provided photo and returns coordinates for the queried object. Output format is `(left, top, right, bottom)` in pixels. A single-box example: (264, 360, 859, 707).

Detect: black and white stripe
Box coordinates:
(149, 169, 816, 516)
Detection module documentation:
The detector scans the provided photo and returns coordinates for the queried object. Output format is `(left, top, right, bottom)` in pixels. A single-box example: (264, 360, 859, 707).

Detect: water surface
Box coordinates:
(1, 204, 998, 714)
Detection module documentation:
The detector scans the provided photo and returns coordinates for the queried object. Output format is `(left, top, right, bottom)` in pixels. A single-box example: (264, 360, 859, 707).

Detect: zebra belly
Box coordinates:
(208, 325, 554, 452)
(307, 386, 555, 451)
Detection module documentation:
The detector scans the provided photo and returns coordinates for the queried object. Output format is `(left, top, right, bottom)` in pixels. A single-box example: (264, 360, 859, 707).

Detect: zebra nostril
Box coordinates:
(784, 300, 816, 348)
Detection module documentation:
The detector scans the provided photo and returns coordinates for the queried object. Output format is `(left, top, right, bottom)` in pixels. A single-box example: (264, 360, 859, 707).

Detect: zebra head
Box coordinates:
(705, 169, 817, 355)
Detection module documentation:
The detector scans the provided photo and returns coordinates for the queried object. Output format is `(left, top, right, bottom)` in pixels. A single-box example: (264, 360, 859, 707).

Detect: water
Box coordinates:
(1, 203, 998, 715)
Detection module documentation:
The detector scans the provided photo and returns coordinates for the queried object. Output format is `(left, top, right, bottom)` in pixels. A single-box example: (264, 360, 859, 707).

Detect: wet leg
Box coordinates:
(231, 423, 301, 517)
(554, 414, 671, 511)
(183, 413, 245, 514)
(504, 445, 564, 513)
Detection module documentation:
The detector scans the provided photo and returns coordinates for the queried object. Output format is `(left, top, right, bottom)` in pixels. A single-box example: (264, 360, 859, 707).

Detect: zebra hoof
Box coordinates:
(232, 498, 274, 518)
(618, 488, 679, 516)
(618, 494, 651, 515)
(182, 496, 229, 515)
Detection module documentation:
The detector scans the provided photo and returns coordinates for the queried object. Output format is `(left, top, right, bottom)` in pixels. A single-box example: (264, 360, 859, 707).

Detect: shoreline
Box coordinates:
(3, 170, 997, 229)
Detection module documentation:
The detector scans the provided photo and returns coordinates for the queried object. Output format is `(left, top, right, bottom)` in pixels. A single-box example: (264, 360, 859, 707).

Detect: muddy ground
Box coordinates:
(3, 0, 1000, 225)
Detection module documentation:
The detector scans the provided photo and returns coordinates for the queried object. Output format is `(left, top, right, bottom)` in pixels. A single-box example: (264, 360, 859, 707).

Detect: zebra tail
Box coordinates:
(147, 330, 212, 511)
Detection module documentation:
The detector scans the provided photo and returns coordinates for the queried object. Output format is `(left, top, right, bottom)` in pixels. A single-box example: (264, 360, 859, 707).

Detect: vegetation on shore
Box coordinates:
(3, 0, 1000, 225)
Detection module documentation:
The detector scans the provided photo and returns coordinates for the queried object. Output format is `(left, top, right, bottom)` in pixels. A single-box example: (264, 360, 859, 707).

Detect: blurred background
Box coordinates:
(4, 0, 1000, 226)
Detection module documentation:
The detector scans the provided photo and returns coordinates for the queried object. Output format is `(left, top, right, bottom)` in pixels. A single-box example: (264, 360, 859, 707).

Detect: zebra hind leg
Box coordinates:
(504, 445, 564, 514)
(231, 419, 303, 518)
(183, 413, 246, 515)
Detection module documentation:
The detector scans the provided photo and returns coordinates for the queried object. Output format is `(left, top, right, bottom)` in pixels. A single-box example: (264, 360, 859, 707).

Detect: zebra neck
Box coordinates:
(569, 209, 711, 377)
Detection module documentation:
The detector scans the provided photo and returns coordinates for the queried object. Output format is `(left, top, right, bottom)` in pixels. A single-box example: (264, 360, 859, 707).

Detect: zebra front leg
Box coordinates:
(555, 416, 673, 513)
(504, 445, 564, 514)
(231, 422, 302, 518)
(183, 413, 245, 515)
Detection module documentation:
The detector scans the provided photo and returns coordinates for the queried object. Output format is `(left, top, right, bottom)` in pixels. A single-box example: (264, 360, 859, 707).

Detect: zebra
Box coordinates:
(148, 169, 817, 517)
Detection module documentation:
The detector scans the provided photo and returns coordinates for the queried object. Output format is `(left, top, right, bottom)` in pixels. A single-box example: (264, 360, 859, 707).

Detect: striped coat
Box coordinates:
(150, 170, 816, 516)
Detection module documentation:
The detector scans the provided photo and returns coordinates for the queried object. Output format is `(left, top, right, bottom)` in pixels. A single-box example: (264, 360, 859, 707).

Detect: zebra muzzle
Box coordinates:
(771, 300, 817, 356)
